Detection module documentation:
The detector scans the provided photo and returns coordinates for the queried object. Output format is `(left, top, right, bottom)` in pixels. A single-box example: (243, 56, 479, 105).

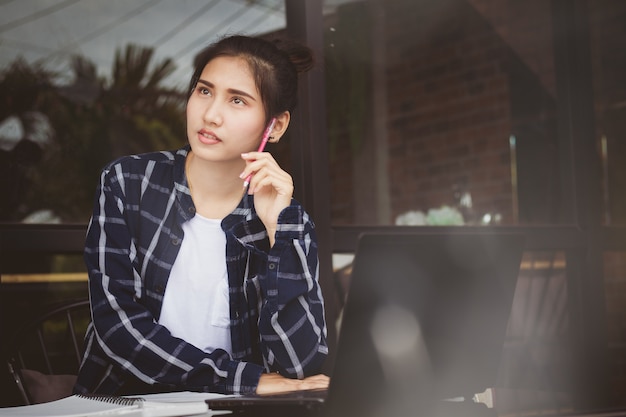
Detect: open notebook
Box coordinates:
(207, 230, 525, 417)
(0, 392, 216, 417)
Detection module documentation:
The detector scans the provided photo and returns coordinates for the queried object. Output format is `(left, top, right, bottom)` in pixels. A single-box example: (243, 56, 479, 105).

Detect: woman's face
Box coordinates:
(186, 56, 266, 164)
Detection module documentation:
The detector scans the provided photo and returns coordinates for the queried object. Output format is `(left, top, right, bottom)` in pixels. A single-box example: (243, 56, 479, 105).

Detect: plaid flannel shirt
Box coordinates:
(73, 146, 328, 395)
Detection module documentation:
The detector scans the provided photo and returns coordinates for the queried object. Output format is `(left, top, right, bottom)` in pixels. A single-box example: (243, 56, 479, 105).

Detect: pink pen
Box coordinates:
(243, 117, 276, 187)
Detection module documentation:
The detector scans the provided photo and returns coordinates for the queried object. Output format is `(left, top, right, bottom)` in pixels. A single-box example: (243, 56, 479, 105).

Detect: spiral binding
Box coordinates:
(76, 394, 146, 406)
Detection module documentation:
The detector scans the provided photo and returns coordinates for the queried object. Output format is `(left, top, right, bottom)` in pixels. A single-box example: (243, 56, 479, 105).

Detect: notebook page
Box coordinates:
(0, 395, 137, 417)
(0, 394, 209, 417)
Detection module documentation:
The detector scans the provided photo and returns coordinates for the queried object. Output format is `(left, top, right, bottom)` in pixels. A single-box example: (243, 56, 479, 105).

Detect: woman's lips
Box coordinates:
(198, 130, 220, 145)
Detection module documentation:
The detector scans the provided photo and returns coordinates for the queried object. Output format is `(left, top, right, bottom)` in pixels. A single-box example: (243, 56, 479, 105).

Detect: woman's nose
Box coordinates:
(203, 101, 223, 125)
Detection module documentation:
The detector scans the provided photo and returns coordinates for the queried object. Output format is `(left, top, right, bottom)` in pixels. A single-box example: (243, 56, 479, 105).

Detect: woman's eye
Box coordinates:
(232, 97, 244, 105)
(198, 87, 210, 96)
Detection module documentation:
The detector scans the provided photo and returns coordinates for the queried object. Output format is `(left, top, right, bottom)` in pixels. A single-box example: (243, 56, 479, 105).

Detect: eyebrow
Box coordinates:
(197, 79, 257, 101)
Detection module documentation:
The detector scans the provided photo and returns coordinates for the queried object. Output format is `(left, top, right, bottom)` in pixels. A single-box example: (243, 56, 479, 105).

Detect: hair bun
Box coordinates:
(272, 38, 314, 73)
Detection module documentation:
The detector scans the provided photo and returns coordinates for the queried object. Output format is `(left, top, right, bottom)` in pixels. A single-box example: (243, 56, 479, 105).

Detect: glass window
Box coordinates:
(589, 2, 626, 226)
(323, 0, 616, 226)
(0, 0, 286, 223)
(499, 251, 574, 413)
(604, 251, 626, 396)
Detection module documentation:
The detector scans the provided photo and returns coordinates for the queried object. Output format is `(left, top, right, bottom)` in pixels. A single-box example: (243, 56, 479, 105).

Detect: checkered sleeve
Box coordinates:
(235, 202, 329, 378)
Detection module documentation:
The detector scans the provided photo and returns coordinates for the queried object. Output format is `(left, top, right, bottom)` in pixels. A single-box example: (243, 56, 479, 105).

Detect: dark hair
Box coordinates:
(189, 35, 314, 121)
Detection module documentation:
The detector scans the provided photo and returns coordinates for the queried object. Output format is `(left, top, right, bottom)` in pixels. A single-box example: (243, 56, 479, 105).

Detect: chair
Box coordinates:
(6, 298, 91, 405)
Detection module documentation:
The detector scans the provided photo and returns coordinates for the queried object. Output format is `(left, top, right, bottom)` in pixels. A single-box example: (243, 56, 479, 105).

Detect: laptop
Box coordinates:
(207, 230, 525, 417)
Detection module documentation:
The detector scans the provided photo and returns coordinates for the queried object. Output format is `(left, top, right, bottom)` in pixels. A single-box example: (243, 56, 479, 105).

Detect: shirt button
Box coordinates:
(268, 263, 276, 270)
(188, 206, 196, 214)
(155, 285, 164, 294)
(172, 238, 181, 246)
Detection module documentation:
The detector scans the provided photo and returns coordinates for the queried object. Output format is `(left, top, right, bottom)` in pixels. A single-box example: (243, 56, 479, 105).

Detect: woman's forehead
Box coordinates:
(200, 56, 258, 92)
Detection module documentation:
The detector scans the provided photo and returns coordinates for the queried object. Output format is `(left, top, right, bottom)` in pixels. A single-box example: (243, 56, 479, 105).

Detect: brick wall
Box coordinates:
(385, 0, 515, 223)
(327, 0, 561, 225)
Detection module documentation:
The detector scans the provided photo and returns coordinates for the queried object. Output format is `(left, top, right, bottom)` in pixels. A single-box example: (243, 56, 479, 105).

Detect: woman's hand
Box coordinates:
(240, 151, 293, 245)
(255, 373, 330, 395)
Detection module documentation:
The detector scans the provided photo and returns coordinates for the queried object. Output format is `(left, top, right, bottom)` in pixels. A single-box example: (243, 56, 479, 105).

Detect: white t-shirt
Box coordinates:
(158, 214, 232, 355)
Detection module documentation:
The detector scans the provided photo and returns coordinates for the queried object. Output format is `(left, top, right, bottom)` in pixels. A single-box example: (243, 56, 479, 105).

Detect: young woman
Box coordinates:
(74, 35, 329, 396)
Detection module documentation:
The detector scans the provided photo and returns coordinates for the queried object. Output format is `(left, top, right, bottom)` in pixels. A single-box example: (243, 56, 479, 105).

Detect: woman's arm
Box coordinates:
(238, 151, 328, 377)
(234, 202, 329, 379)
(256, 373, 329, 394)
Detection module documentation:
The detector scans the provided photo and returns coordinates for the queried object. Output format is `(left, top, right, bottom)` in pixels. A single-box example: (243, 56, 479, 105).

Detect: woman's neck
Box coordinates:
(185, 151, 246, 219)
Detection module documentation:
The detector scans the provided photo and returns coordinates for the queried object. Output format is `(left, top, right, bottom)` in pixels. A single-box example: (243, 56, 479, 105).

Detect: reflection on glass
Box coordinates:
(603, 251, 626, 374)
(602, 250, 626, 408)
(1, 254, 86, 284)
(589, 3, 626, 226)
(495, 251, 576, 414)
(0, 1, 286, 223)
(324, 0, 623, 227)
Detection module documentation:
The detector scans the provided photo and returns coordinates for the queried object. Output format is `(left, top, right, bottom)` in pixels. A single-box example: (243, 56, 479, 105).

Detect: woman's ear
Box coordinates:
(268, 111, 290, 143)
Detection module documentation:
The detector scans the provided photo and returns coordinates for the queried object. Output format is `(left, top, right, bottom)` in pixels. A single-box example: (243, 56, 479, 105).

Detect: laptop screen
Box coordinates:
(326, 231, 525, 416)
